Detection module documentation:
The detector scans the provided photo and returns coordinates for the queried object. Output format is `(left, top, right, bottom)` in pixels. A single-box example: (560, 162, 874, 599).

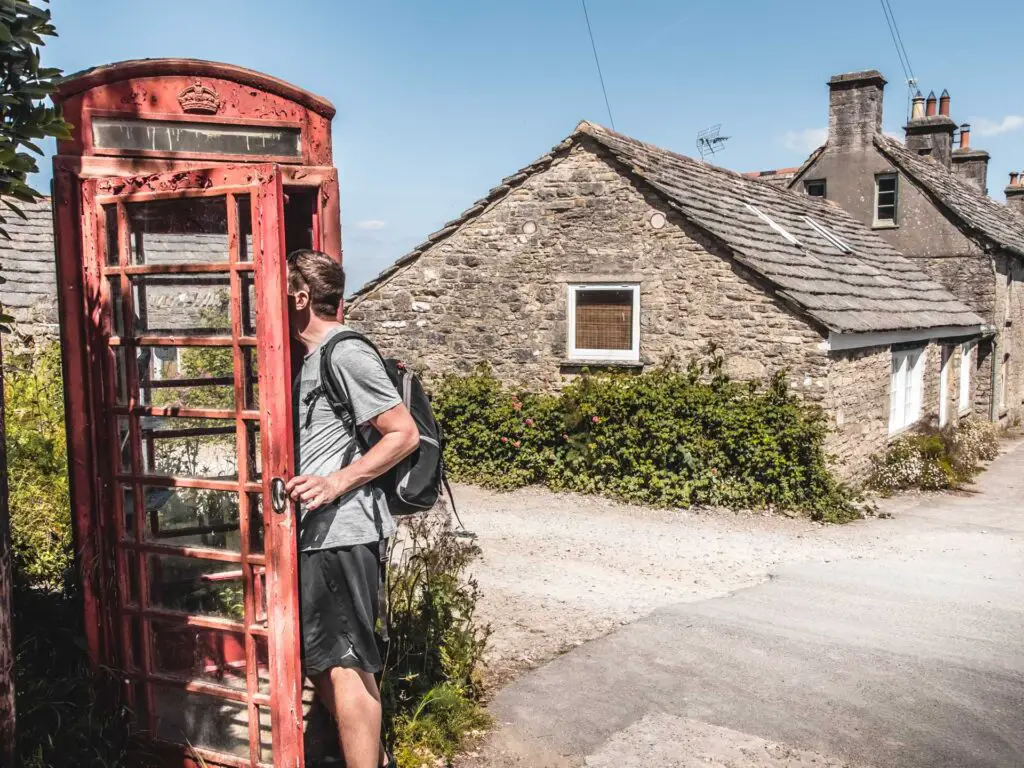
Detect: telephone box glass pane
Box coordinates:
(135, 345, 237, 409)
(104, 205, 119, 265)
(139, 416, 237, 480)
(237, 195, 252, 262)
(141, 486, 241, 551)
(127, 197, 229, 265)
(147, 554, 245, 620)
(152, 685, 250, 757)
(131, 274, 232, 336)
(93, 116, 301, 158)
(149, 620, 249, 690)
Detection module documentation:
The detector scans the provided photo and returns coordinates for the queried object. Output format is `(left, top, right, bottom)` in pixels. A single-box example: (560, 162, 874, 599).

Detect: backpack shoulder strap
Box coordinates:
(318, 330, 384, 417)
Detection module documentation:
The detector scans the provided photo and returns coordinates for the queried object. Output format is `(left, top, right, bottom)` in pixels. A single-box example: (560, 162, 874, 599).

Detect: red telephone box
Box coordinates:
(51, 59, 340, 767)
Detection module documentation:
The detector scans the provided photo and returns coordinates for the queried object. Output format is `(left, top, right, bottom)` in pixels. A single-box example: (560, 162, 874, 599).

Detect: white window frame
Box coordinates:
(874, 173, 899, 226)
(567, 283, 641, 362)
(939, 345, 951, 428)
(959, 341, 975, 414)
(889, 346, 925, 435)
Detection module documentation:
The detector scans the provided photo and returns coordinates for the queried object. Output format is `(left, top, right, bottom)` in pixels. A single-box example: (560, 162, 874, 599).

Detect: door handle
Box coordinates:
(271, 477, 288, 514)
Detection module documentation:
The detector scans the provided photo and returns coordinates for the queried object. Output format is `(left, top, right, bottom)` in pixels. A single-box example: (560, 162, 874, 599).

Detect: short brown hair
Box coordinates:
(287, 249, 346, 319)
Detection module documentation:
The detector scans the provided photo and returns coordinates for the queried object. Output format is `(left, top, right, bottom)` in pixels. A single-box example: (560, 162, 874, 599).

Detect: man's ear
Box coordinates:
(293, 289, 311, 311)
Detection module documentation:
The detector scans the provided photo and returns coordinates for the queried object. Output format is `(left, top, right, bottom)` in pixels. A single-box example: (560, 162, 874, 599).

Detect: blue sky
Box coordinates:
(37, 0, 1024, 291)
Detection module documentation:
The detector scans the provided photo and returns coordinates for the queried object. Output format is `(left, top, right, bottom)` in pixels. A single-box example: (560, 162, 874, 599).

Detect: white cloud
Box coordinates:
(355, 219, 387, 230)
(970, 116, 1024, 137)
(781, 127, 827, 154)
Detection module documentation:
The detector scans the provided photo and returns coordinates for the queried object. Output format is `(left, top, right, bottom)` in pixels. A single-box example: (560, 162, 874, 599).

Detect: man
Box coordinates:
(284, 249, 419, 768)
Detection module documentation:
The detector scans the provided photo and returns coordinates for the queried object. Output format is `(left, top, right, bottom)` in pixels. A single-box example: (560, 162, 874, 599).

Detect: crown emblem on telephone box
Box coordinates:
(177, 80, 221, 114)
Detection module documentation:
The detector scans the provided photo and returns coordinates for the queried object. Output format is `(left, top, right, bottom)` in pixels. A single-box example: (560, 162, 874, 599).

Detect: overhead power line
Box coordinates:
(581, 0, 616, 131)
(879, 0, 915, 84)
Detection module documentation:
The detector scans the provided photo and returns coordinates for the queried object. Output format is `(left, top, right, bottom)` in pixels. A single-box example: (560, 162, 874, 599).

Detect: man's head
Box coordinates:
(287, 249, 346, 337)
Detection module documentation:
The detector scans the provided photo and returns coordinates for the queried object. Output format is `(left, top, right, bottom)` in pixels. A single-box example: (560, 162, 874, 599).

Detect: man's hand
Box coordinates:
(285, 473, 346, 510)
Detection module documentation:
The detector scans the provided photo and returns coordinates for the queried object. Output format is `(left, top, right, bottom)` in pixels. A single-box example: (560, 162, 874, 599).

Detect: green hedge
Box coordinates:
(433, 361, 859, 523)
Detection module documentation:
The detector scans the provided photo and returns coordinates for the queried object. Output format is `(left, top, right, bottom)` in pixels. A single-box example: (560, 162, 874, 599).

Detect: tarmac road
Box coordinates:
(482, 441, 1024, 767)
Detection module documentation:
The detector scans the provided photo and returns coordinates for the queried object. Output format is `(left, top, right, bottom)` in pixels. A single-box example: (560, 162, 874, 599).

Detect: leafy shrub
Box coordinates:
(384, 513, 491, 766)
(5, 343, 71, 589)
(868, 420, 1000, 495)
(434, 360, 859, 523)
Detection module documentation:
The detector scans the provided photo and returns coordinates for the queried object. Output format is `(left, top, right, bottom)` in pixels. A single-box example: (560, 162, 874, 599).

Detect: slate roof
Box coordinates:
(873, 134, 1024, 259)
(0, 198, 59, 336)
(742, 167, 800, 188)
(354, 122, 984, 336)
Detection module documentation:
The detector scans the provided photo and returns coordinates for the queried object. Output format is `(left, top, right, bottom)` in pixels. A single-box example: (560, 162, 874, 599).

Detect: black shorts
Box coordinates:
(300, 542, 384, 677)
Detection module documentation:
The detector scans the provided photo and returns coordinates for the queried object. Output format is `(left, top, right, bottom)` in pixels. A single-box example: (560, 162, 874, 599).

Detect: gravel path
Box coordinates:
(451, 437, 1023, 767)
(456, 483, 915, 689)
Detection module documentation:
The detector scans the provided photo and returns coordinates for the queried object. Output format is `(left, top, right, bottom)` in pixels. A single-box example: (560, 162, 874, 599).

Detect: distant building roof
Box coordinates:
(355, 121, 984, 337)
(742, 167, 800, 188)
(873, 134, 1024, 259)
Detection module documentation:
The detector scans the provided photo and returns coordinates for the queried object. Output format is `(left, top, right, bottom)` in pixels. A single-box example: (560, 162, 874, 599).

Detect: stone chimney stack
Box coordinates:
(827, 70, 887, 149)
(951, 123, 990, 194)
(1007, 172, 1024, 218)
(905, 87, 956, 168)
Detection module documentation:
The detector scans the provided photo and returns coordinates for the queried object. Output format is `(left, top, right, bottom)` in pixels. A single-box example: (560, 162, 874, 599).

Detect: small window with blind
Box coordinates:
(875, 173, 899, 226)
(568, 284, 640, 361)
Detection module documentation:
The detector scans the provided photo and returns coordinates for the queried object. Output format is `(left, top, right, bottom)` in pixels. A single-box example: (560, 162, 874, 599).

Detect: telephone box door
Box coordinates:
(83, 164, 303, 767)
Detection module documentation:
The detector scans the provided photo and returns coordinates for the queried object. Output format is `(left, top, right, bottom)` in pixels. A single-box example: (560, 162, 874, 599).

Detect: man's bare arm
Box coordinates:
(286, 402, 419, 510)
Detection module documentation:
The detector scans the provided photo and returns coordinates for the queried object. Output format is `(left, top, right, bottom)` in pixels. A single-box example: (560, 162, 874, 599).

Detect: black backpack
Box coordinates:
(317, 330, 452, 518)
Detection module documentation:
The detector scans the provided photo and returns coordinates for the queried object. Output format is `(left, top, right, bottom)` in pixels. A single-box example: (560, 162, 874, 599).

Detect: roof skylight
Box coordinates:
(803, 217, 853, 254)
(744, 203, 801, 246)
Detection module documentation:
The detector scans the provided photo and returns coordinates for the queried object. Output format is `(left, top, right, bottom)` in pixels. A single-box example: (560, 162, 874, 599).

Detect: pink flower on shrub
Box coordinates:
(591, 415, 601, 424)
(500, 436, 509, 443)
(562, 433, 569, 440)
(513, 440, 521, 448)
(524, 418, 534, 427)
(710, 468, 719, 477)
(512, 399, 522, 411)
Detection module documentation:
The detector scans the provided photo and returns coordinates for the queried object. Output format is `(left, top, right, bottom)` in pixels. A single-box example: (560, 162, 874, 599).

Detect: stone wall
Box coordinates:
(795, 134, 1023, 427)
(349, 141, 976, 478)
(823, 346, 891, 477)
(348, 141, 831, 399)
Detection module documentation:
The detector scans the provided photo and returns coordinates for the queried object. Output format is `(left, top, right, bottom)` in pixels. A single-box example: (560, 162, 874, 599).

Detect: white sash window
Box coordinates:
(890, 347, 925, 434)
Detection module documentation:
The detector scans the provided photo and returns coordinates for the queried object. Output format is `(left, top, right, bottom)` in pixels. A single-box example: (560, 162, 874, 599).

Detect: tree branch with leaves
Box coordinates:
(0, 1, 70, 762)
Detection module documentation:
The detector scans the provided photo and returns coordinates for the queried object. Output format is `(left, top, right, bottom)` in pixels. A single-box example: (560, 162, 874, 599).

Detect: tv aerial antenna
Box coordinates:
(696, 124, 730, 162)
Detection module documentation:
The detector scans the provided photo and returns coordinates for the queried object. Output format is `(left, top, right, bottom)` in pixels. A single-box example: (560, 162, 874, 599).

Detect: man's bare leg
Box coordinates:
(313, 667, 388, 768)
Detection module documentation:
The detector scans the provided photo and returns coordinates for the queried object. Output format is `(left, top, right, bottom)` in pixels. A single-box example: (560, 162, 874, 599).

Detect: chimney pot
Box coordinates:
(959, 123, 971, 149)
(1011, 172, 1020, 187)
(911, 91, 926, 120)
(939, 89, 951, 117)
(926, 91, 937, 117)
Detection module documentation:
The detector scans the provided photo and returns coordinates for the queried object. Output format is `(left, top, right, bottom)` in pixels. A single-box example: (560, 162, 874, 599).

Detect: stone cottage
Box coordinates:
(783, 70, 1024, 428)
(347, 121, 987, 476)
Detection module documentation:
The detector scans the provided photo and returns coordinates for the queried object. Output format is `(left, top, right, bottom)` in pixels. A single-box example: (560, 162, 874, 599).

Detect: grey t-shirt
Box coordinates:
(294, 325, 399, 550)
